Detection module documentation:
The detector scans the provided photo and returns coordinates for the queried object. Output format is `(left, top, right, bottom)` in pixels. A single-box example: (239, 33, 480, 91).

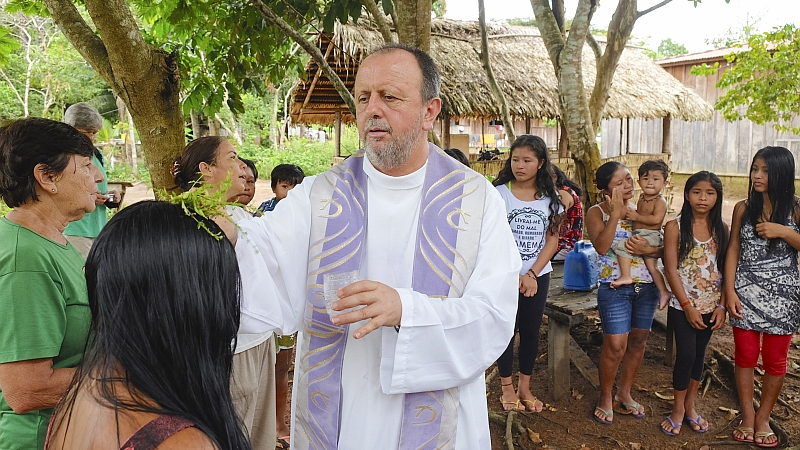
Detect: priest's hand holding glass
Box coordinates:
(329, 280, 403, 339)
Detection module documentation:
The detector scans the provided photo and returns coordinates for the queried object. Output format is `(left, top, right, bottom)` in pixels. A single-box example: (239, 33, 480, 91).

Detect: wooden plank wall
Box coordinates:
(601, 115, 800, 176)
(617, 60, 800, 176)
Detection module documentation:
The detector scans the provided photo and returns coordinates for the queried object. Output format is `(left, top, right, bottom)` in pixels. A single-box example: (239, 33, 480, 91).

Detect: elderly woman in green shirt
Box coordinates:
(62, 102, 122, 258)
(0, 118, 102, 449)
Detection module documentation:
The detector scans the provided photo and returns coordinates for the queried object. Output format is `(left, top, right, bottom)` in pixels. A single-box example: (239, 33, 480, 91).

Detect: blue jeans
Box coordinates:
(597, 282, 659, 335)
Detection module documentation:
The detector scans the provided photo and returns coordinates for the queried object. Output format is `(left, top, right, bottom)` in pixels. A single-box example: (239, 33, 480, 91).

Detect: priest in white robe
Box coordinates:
(232, 44, 521, 449)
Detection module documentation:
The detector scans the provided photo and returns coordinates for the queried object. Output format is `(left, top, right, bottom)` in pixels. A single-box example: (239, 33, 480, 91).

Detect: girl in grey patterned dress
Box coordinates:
(724, 146, 800, 448)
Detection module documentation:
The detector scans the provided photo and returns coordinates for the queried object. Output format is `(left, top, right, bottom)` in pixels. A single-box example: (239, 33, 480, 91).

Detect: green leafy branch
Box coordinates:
(158, 178, 234, 240)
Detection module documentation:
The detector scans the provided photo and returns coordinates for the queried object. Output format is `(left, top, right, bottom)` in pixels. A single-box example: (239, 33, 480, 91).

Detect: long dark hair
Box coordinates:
(493, 134, 562, 233)
(173, 136, 226, 191)
(744, 146, 798, 231)
(50, 201, 249, 449)
(552, 164, 582, 196)
(678, 171, 727, 273)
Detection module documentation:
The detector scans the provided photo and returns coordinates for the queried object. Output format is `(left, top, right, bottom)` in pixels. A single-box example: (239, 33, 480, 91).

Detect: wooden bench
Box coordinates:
(544, 271, 599, 401)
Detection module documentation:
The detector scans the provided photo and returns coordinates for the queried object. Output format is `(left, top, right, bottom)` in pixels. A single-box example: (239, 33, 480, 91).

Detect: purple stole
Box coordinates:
(294, 145, 486, 449)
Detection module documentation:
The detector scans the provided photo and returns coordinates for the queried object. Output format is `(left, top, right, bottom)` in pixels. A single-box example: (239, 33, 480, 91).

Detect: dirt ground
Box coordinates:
(486, 290, 800, 450)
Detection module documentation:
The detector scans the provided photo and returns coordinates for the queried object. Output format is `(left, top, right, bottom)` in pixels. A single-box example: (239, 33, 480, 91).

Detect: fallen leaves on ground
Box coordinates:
(629, 442, 642, 450)
(526, 428, 542, 444)
(572, 389, 583, 400)
(655, 391, 674, 400)
(718, 406, 739, 420)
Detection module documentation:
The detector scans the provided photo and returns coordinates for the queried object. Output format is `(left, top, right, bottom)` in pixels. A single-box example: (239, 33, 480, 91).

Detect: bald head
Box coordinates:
(364, 44, 441, 103)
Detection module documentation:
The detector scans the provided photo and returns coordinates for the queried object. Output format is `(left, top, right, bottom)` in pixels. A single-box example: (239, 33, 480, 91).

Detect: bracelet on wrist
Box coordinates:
(716, 304, 727, 311)
(527, 270, 537, 279)
(679, 300, 691, 308)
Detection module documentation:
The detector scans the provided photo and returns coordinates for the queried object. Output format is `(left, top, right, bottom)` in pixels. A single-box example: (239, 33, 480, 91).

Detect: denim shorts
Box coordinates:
(597, 282, 659, 335)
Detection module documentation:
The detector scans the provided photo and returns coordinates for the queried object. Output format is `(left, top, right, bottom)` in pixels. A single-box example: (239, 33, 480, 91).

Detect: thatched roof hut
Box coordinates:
(290, 19, 713, 125)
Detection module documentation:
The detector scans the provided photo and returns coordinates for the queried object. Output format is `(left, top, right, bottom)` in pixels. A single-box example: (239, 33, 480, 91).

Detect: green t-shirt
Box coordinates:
(0, 217, 91, 450)
(63, 152, 108, 238)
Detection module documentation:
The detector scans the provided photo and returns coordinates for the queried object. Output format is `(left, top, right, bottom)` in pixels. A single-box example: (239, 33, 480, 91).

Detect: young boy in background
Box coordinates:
(257, 163, 305, 449)
(258, 164, 305, 213)
(610, 159, 672, 309)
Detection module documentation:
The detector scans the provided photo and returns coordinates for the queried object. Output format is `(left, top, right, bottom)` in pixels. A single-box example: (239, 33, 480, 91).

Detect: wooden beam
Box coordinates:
(570, 336, 599, 389)
(300, 107, 352, 114)
(298, 43, 335, 122)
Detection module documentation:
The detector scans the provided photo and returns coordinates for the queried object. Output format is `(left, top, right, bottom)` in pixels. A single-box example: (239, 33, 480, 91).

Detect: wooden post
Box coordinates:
(525, 117, 531, 134)
(662, 115, 672, 155)
(443, 112, 451, 149)
(625, 118, 631, 155)
(548, 320, 571, 401)
(335, 111, 342, 157)
(619, 119, 624, 156)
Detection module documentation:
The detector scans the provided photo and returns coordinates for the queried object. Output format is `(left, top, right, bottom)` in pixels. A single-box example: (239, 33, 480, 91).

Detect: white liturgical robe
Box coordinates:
(235, 156, 521, 449)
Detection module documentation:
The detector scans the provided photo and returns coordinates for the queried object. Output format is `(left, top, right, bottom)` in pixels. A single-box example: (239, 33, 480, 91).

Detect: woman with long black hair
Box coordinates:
(493, 135, 567, 412)
(46, 201, 250, 450)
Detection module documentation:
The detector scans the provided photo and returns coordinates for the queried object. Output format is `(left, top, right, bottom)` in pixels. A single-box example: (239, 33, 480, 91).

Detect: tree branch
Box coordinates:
(637, 0, 673, 19)
(41, 0, 117, 94)
(586, 33, 601, 60)
(530, 0, 566, 69)
(250, 0, 356, 117)
(361, 0, 395, 43)
(590, 0, 637, 131)
(0, 68, 24, 108)
(83, 0, 153, 94)
(477, 0, 515, 143)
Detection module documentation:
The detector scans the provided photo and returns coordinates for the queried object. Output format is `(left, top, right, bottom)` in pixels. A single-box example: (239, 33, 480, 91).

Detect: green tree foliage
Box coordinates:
(641, 38, 688, 59)
(693, 24, 800, 134)
(136, 0, 307, 117)
(0, 3, 107, 119)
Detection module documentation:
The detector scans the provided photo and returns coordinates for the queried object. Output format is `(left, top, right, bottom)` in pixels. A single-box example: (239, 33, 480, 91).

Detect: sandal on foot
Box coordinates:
(276, 436, 291, 449)
(755, 431, 778, 448)
(734, 425, 754, 443)
(684, 415, 708, 434)
(593, 406, 613, 425)
(660, 416, 681, 436)
(614, 401, 645, 419)
(520, 397, 543, 412)
(499, 396, 521, 411)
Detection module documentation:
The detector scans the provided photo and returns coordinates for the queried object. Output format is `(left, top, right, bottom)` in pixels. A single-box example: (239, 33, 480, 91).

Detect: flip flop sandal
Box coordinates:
(755, 431, 779, 448)
(499, 396, 521, 411)
(593, 406, 613, 425)
(615, 401, 645, 419)
(521, 398, 543, 412)
(684, 415, 708, 433)
(660, 416, 681, 436)
(276, 436, 290, 449)
(734, 425, 754, 443)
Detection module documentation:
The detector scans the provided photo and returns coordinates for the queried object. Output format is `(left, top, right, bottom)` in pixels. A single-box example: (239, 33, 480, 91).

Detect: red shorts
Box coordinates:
(732, 327, 793, 376)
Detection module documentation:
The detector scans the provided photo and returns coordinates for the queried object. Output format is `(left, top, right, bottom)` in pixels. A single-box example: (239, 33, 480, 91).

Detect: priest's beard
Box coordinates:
(363, 114, 423, 171)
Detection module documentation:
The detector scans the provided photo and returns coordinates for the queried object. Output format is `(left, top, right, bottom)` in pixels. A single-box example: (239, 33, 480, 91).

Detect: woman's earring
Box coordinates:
(51, 188, 56, 193)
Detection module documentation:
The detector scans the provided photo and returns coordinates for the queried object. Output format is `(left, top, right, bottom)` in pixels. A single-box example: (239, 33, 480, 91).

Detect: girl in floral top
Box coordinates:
(660, 172, 729, 437)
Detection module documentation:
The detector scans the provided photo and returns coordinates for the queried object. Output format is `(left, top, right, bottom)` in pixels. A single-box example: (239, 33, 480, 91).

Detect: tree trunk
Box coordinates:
(394, 0, 431, 51)
(477, 0, 515, 144)
(44, 0, 185, 193)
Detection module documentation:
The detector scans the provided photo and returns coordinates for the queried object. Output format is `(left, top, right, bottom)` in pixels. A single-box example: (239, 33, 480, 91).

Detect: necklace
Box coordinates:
(640, 194, 662, 203)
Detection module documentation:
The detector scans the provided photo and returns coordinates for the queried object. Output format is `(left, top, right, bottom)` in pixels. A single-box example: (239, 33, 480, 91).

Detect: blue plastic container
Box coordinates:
(563, 240, 599, 291)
